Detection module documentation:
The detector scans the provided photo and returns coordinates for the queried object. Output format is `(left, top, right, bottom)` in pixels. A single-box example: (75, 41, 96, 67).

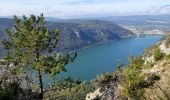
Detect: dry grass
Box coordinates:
(143, 60, 170, 100)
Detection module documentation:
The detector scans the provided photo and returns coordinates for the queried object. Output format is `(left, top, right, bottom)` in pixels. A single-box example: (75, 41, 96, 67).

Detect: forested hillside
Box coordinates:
(0, 18, 135, 52)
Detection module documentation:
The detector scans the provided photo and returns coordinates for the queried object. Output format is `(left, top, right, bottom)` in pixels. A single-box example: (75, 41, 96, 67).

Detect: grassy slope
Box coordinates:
(119, 35, 170, 100)
(86, 35, 170, 100)
(141, 36, 170, 100)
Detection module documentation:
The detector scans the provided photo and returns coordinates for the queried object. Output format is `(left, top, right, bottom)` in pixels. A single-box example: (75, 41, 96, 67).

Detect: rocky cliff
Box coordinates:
(86, 35, 170, 100)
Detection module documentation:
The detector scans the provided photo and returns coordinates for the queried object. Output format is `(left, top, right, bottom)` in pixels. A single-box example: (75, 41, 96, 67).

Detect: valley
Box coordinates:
(0, 14, 168, 100)
(1, 0, 170, 100)
(0, 18, 135, 53)
(1, 14, 170, 53)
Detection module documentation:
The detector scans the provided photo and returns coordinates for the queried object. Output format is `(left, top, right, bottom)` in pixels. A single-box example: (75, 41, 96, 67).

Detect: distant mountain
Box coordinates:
(96, 15, 170, 34)
(98, 14, 170, 25)
(45, 17, 61, 22)
(0, 18, 135, 53)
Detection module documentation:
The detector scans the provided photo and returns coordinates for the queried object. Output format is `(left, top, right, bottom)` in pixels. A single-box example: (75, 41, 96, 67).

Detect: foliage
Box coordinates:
(123, 70, 145, 98)
(154, 48, 165, 61)
(2, 14, 76, 99)
(146, 74, 160, 85)
(50, 77, 82, 90)
(143, 61, 153, 69)
(0, 18, 135, 53)
(0, 76, 22, 100)
(92, 73, 114, 87)
(0, 89, 10, 100)
(166, 54, 170, 61)
(45, 77, 94, 100)
(122, 57, 159, 99)
(165, 35, 170, 48)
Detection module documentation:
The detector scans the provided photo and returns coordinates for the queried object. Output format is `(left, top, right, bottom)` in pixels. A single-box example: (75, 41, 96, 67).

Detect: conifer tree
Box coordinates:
(2, 14, 76, 99)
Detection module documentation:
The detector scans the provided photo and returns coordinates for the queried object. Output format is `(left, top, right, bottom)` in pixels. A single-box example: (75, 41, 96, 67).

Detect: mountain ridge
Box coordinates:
(0, 18, 135, 53)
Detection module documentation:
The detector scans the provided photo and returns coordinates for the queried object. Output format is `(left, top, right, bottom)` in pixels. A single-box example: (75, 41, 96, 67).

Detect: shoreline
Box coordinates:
(58, 34, 164, 54)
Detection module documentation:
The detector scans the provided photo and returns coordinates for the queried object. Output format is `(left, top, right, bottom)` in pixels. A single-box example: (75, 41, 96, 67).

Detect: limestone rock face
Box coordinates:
(86, 74, 122, 100)
(86, 88, 102, 100)
(159, 41, 170, 55)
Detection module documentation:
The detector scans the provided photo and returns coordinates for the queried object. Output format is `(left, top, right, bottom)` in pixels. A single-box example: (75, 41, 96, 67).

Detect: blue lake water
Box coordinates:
(56, 35, 162, 81)
(28, 35, 162, 87)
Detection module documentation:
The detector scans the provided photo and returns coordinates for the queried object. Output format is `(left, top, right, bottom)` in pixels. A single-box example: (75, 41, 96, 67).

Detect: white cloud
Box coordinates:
(0, 0, 170, 18)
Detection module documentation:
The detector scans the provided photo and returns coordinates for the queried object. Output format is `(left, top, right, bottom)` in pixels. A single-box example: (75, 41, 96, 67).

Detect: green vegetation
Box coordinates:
(1, 14, 76, 99)
(122, 57, 145, 98)
(45, 77, 94, 100)
(0, 89, 10, 100)
(154, 48, 165, 61)
(50, 77, 82, 91)
(0, 74, 22, 100)
(122, 57, 160, 99)
(143, 61, 154, 69)
(92, 73, 114, 86)
(0, 18, 135, 53)
(165, 36, 170, 48)
(53, 84, 93, 100)
(166, 54, 170, 61)
(0, 14, 169, 100)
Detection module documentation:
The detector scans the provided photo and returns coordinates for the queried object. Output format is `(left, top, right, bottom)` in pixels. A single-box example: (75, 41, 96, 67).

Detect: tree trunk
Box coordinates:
(36, 47, 43, 99)
(38, 71, 43, 100)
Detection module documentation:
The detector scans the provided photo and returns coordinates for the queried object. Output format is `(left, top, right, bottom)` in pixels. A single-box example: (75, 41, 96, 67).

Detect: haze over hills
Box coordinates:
(58, 14, 170, 35)
(99, 15, 170, 34)
(32, 14, 170, 35)
(46, 14, 170, 36)
(1, 14, 170, 52)
(1, 14, 170, 53)
(0, 18, 135, 53)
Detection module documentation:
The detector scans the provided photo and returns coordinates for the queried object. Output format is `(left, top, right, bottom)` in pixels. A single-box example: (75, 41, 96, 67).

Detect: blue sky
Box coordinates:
(0, 0, 170, 18)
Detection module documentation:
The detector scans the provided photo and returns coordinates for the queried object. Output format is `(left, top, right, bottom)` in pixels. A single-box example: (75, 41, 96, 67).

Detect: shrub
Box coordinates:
(166, 54, 170, 61)
(0, 89, 10, 100)
(92, 73, 113, 86)
(122, 57, 145, 98)
(143, 61, 154, 69)
(123, 77, 145, 98)
(54, 84, 94, 100)
(45, 77, 95, 100)
(154, 48, 165, 61)
(146, 74, 160, 86)
(165, 36, 170, 48)
(122, 57, 161, 99)
(0, 77, 22, 100)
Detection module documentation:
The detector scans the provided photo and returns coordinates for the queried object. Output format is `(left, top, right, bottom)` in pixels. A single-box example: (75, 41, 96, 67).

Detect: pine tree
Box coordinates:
(2, 14, 76, 99)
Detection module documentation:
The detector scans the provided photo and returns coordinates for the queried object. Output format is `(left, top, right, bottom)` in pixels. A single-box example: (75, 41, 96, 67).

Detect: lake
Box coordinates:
(56, 35, 162, 80)
(33, 35, 162, 87)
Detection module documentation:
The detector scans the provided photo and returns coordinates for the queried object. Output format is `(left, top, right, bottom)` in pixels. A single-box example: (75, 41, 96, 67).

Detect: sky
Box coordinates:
(0, 0, 170, 19)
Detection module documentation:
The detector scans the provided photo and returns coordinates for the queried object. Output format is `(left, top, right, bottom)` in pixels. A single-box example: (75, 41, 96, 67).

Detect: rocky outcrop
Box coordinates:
(159, 41, 170, 55)
(86, 88, 102, 100)
(86, 74, 123, 100)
